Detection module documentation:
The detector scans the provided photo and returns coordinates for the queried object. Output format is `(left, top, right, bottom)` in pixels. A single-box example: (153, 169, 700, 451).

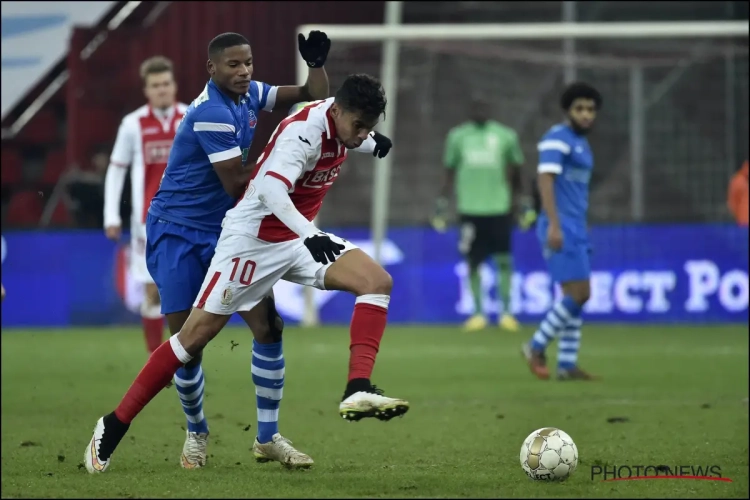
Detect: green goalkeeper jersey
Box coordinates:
(443, 120, 525, 216)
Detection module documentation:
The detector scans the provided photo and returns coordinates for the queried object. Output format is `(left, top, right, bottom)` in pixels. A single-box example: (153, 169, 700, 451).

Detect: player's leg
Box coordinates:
(84, 233, 272, 473)
(556, 243, 595, 380)
(132, 223, 165, 353)
(285, 236, 409, 422)
(523, 235, 591, 380)
(83, 305, 231, 474)
(459, 216, 488, 331)
(491, 214, 519, 332)
(238, 296, 313, 468)
(143, 219, 214, 467)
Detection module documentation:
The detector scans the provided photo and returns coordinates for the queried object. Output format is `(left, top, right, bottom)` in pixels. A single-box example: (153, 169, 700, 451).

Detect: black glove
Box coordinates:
(371, 131, 392, 158)
(297, 31, 331, 69)
(303, 233, 346, 265)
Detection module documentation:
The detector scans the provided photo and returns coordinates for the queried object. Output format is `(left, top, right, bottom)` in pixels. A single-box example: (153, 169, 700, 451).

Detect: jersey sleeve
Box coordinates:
(443, 129, 461, 169)
(353, 133, 376, 154)
(259, 121, 317, 190)
(507, 131, 525, 166)
(537, 133, 570, 175)
(252, 81, 278, 113)
(110, 116, 135, 167)
(192, 106, 241, 163)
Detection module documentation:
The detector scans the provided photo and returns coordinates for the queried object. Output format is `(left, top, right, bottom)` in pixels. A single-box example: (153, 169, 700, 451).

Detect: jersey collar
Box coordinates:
(208, 79, 241, 108)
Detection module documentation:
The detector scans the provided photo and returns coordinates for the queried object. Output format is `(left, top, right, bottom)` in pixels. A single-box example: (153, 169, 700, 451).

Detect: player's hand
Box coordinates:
(304, 233, 346, 265)
(371, 132, 392, 158)
(298, 31, 331, 68)
(105, 226, 122, 241)
(517, 196, 537, 232)
(431, 197, 449, 233)
(547, 224, 563, 251)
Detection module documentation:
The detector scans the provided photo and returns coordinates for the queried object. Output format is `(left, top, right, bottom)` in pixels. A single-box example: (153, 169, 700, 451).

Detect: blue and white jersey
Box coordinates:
(149, 79, 277, 232)
(536, 123, 593, 236)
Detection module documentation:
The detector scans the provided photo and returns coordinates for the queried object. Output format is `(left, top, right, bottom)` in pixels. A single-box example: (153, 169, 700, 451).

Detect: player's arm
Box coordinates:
(253, 126, 318, 239)
(352, 131, 393, 158)
(274, 69, 329, 112)
(193, 106, 249, 199)
(273, 31, 331, 112)
(537, 136, 569, 248)
(253, 129, 345, 263)
(432, 129, 459, 231)
(103, 117, 135, 240)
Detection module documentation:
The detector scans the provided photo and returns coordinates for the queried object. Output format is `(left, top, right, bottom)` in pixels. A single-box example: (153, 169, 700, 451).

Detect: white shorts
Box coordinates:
(194, 231, 358, 315)
(130, 222, 155, 284)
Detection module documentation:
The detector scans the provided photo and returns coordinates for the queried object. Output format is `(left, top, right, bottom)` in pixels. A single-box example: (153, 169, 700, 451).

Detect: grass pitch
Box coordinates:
(1, 324, 748, 498)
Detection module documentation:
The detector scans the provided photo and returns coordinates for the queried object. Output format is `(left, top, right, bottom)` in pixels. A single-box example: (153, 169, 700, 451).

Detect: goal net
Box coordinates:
(294, 22, 748, 325)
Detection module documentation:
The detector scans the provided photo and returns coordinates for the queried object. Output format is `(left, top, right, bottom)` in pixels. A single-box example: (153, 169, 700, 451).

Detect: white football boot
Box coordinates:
(339, 386, 410, 422)
(180, 431, 209, 469)
(84, 415, 129, 474)
(253, 433, 314, 469)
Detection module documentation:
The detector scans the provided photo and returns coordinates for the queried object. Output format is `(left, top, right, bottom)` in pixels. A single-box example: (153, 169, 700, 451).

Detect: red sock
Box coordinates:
(348, 296, 389, 381)
(114, 338, 186, 424)
(142, 317, 165, 353)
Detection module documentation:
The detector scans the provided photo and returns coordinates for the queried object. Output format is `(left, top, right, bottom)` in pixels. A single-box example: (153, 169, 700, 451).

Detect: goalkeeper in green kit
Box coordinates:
(432, 97, 536, 332)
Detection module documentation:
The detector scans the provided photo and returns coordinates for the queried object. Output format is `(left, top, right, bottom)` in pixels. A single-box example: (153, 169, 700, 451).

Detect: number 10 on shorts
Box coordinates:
(230, 257, 256, 285)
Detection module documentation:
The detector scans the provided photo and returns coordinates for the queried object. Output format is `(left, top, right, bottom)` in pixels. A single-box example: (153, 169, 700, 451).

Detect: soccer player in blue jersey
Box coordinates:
(108, 32, 330, 470)
(522, 82, 602, 381)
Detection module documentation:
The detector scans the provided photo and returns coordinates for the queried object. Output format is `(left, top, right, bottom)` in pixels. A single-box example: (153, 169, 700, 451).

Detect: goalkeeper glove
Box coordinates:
(431, 197, 450, 233)
(297, 31, 331, 68)
(517, 196, 537, 232)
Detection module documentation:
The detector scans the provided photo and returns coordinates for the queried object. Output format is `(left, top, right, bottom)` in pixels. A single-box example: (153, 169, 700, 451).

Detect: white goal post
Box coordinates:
(295, 20, 748, 327)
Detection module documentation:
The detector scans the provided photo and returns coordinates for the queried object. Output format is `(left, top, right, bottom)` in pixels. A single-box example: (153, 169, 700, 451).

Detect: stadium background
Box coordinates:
(1, 1, 748, 327)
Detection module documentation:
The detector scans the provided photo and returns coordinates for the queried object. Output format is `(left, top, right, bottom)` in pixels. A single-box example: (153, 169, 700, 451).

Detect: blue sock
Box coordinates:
(557, 316, 582, 370)
(529, 296, 582, 352)
(174, 364, 209, 433)
(251, 340, 284, 444)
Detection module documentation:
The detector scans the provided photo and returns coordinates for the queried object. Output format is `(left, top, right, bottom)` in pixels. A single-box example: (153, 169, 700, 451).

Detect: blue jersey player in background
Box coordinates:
(522, 82, 602, 382)
(145, 32, 330, 469)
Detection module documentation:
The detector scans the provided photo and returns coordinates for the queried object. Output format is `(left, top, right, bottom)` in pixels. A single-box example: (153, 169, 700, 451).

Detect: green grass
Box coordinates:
(1, 325, 748, 498)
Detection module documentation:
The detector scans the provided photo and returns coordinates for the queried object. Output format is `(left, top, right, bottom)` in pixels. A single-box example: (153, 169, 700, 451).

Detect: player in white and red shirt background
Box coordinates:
(103, 56, 188, 353)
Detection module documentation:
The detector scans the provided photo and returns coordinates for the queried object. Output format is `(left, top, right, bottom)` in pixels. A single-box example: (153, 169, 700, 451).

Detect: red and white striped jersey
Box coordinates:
(223, 98, 375, 243)
(104, 103, 188, 227)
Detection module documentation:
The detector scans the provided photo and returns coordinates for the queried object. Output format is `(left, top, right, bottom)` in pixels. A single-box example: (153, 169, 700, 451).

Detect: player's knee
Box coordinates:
(249, 297, 284, 344)
(358, 268, 393, 296)
(178, 314, 223, 355)
(571, 286, 591, 306)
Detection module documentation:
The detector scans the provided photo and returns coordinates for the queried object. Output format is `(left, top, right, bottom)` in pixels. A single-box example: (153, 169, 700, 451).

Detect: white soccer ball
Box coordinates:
(520, 427, 579, 481)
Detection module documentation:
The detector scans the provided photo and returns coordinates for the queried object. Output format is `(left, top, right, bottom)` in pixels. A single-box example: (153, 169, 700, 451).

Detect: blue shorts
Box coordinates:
(145, 213, 220, 315)
(537, 219, 591, 284)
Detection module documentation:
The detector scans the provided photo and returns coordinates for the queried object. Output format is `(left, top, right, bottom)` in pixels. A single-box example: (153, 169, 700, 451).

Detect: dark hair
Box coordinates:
(140, 56, 173, 82)
(334, 73, 387, 122)
(560, 82, 602, 111)
(208, 32, 250, 59)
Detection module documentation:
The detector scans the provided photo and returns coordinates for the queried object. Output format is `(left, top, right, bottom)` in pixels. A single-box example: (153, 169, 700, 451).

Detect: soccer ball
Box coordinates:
(520, 427, 578, 481)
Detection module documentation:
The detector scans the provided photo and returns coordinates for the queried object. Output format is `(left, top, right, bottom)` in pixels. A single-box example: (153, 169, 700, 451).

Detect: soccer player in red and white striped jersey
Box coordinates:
(103, 56, 187, 354)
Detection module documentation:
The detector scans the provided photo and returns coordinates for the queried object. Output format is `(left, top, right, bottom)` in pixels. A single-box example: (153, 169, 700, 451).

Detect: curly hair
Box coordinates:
(560, 82, 602, 111)
(334, 73, 387, 122)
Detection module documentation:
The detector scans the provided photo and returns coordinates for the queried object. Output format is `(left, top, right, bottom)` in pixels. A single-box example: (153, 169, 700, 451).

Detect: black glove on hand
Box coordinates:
(297, 31, 331, 68)
(371, 132, 392, 159)
(303, 233, 346, 265)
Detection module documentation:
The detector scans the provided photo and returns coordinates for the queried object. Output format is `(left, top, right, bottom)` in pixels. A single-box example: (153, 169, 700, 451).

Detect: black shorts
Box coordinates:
(459, 214, 513, 265)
